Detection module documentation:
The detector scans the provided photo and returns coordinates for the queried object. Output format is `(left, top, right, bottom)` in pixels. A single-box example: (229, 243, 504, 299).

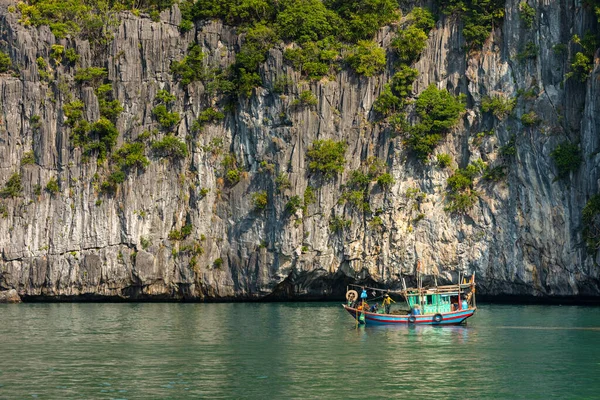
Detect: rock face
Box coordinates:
(0, 2, 599, 301)
(0, 289, 21, 303)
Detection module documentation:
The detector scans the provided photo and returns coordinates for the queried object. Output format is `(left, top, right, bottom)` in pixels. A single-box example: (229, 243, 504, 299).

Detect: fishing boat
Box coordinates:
(342, 274, 477, 326)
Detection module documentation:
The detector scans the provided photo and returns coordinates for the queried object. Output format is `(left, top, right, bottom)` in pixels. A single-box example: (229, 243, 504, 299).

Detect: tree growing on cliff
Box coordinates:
(407, 85, 465, 160)
(550, 142, 581, 180)
(345, 40, 386, 77)
(306, 139, 347, 179)
(0, 51, 12, 73)
(0, 173, 22, 198)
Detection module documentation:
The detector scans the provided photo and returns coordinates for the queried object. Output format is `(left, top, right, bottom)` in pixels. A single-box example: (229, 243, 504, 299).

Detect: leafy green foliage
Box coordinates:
(74, 67, 107, 85)
(50, 44, 64, 63)
(277, 0, 342, 43)
(292, 90, 318, 107)
(304, 186, 316, 207)
(21, 151, 36, 165)
(392, 26, 428, 64)
(0, 173, 22, 198)
(445, 162, 483, 213)
(112, 142, 150, 171)
(151, 135, 188, 159)
(379, 68, 419, 115)
(407, 85, 465, 159)
(306, 139, 347, 178)
(36, 57, 50, 81)
(390, 66, 419, 97)
(329, 215, 351, 233)
(373, 66, 418, 117)
(566, 32, 597, 82)
(63, 100, 85, 127)
(168, 223, 193, 240)
(0, 51, 12, 73)
(519, 2, 535, 29)
(283, 39, 340, 80)
(482, 165, 506, 182)
(96, 84, 123, 122)
(376, 173, 395, 189)
(324, 0, 399, 41)
(65, 48, 80, 64)
(170, 44, 205, 85)
(567, 52, 593, 82)
(222, 153, 242, 185)
(155, 89, 176, 104)
(437, 153, 452, 168)
(286, 195, 302, 215)
(193, 108, 225, 132)
(373, 85, 402, 117)
(481, 95, 516, 119)
(152, 105, 180, 130)
(583, 194, 600, 252)
(550, 142, 581, 179)
(345, 40, 386, 77)
(521, 111, 540, 126)
(226, 169, 241, 185)
(500, 136, 517, 157)
(85, 118, 119, 161)
(45, 177, 60, 194)
(252, 191, 268, 210)
(437, 0, 505, 48)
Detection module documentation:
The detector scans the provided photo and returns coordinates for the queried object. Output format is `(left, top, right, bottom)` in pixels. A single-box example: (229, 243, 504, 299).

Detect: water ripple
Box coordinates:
(0, 303, 599, 398)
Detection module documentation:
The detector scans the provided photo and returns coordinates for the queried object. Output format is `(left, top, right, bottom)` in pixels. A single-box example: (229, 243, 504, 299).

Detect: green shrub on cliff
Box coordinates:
(63, 100, 85, 127)
(550, 142, 581, 180)
(445, 162, 483, 213)
(481, 95, 516, 119)
(0, 173, 22, 198)
(85, 118, 119, 161)
(437, 0, 505, 48)
(373, 66, 418, 117)
(519, 2, 535, 29)
(345, 40, 386, 77)
(292, 91, 318, 107)
(583, 194, 600, 252)
(170, 44, 205, 85)
(97, 84, 123, 122)
(324, 0, 399, 42)
(152, 105, 180, 130)
(45, 177, 60, 195)
(112, 142, 149, 171)
(151, 135, 188, 159)
(0, 51, 12, 73)
(276, 0, 341, 44)
(283, 39, 340, 80)
(306, 139, 347, 178)
(252, 191, 268, 210)
(74, 67, 107, 85)
(407, 85, 465, 160)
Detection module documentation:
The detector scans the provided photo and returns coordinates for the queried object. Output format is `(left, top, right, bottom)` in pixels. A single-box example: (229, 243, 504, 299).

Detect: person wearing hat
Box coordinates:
(382, 294, 395, 314)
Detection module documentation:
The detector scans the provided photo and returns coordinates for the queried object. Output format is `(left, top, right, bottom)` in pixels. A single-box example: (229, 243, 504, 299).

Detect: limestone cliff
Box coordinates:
(0, 1, 599, 301)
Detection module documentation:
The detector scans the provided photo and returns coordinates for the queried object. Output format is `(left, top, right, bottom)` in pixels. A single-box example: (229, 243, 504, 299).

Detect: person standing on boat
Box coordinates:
(382, 294, 395, 314)
(360, 288, 368, 308)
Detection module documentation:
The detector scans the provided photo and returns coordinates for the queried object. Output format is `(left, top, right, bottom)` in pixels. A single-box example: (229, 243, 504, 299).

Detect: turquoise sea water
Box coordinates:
(0, 302, 599, 399)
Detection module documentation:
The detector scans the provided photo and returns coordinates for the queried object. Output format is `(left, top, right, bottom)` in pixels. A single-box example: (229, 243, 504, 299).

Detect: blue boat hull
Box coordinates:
(343, 305, 476, 325)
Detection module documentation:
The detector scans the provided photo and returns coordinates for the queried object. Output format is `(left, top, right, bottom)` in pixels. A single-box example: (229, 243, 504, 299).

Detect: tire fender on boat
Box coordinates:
(433, 314, 443, 323)
(346, 290, 358, 301)
(408, 315, 416, 323)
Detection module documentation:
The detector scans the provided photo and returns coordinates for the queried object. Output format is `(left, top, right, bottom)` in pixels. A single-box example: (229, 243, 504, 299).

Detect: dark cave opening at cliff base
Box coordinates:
(264, 269, 401, 302)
